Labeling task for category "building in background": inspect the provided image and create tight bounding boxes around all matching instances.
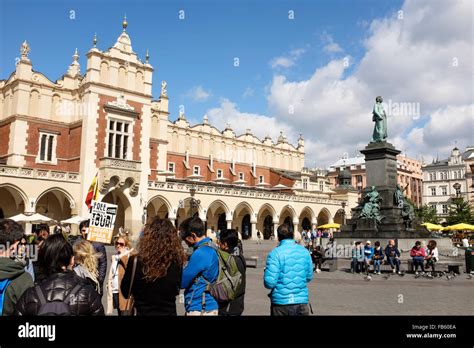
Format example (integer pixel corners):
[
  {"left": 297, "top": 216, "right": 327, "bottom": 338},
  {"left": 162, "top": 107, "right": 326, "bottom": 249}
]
[
  {"left": 463, "top": 146, "right": 474, "bottom": 213},
  {"left": 422, "top": 147, "right": 468, "bottom": 220},
  {"left": 327, "top": 153, "right": 423, "bottom": 206},
  {"left": 0, "top": 20, "right": 357, "bottom": 240}
]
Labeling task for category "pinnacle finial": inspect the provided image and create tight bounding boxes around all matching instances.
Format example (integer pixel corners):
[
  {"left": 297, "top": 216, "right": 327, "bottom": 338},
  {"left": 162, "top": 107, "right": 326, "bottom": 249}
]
[
  {"left": 93, "top": 33, "right": 97, "bottom": 47},
  {"left": 122, "top": 15, "right": 128, "bottom": 31},
  {"left": 73, "top": 48, "right": 79, "bottom": 62},
  {"left": 145, "top": 49, "right": 149, "bottom": 63}
]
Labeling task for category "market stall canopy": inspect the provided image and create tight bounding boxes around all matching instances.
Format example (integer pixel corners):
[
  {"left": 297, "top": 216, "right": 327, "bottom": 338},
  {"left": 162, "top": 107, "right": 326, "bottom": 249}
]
[
  {"left": 442, "top": 223, "right": 474, "bottom": 231},
  {"left": 420, "top": 222, "right": 444, "bottom": 230},
  {"left": 10, "top": 213, "right": 52, "bottom": 223},
  {"left": 317, "top": 223, "right": 341, "bottom": 229},
  {"left": 61, "top": 216, "right": 88, "bottom": 225}
]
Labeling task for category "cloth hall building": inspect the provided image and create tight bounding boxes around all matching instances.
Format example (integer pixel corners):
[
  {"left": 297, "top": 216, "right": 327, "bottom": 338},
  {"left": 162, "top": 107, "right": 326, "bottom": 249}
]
[{"left": 0, "top": 21, "right": 357, "bottom": 240}]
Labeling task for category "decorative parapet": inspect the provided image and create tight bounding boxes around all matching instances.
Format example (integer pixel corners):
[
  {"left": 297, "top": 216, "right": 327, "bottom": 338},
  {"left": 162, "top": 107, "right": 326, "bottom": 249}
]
[
  {"left": 0, "top": 165, "right": 79, "bottom": 182},
  {"left": 147, "top": 180, "right": 345, "bottom": 206}
]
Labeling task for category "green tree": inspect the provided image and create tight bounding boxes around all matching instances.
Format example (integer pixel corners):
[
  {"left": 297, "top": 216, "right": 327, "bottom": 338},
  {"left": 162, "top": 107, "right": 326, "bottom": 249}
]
[
  {"left": 446, "top": 198, "right": 474, "bottom": 225},
  {"left": 415, "top": 204, "right": 439, "bottom": 224}
]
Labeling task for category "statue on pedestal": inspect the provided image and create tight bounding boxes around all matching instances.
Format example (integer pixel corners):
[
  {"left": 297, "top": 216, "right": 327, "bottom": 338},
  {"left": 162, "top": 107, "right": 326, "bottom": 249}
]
[
  {"left": 20, "top": 40, "right": 30, "bottom": 60},
  {"left": 161, "top": 81, "right": 167, "bottom": 96},
  {"left": 371, "top": 96, "right": 387, "bottom": 143}
]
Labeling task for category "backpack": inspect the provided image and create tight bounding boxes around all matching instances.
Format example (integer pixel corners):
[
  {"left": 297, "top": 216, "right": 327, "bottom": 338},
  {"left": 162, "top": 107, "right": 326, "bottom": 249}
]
[
  {"left": 35, "top": 284, "right": 82, "bottom": 316},
  {"left": 0, "top": 279, "right": 11, "bottom": 316},
  {"left": 199, "top": 242, "right": 243, "bottom": 303}
]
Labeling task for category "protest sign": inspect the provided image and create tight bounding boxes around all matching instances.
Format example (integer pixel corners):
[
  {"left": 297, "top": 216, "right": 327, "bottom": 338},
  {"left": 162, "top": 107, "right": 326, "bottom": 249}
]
[{"left": 87, "top": 200, "right": 117, "bottom": 244}]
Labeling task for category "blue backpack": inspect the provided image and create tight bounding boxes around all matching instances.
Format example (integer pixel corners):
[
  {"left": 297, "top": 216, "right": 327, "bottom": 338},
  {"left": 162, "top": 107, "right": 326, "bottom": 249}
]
[{"left": 0, "top": 279, "right": 11, "bottom": 316}]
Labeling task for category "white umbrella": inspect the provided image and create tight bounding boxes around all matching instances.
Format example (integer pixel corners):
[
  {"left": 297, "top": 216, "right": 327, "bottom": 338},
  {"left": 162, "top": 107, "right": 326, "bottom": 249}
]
[
  {"left": 10, "top": 213, "right": 52, "bottom": 223},
  {"left": 61, "top": 216, "right": 88, "bottom": 225}
]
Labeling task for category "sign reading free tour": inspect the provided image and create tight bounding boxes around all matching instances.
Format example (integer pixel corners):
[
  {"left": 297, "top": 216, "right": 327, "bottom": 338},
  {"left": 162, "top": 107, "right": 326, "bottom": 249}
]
[{"left": 87, "top": 200, "right": 118, "bottom": 244}]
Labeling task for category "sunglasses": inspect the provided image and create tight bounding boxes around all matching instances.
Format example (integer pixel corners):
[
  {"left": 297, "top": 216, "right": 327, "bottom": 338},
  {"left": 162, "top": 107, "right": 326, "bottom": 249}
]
[
  {"left": 81, "top": 229, "right": 87, "bottom": 233},
  {"left": 115, "top": 242, "right": 125, "bottom": 247}
]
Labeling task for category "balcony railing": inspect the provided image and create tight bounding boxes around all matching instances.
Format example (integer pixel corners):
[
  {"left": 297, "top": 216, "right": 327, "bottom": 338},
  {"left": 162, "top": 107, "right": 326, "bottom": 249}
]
[
  {"left": 99, "top": 157, "right": 141, "bottom": 172},
  {"left": 0, "top": 165, "right": 79, "bottom": 182}
]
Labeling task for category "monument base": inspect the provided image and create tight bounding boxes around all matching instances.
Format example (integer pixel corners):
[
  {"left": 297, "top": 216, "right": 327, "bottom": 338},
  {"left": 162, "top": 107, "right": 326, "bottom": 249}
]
[{"left": 338, "top": 140, "right": 429, "bottom": 240}]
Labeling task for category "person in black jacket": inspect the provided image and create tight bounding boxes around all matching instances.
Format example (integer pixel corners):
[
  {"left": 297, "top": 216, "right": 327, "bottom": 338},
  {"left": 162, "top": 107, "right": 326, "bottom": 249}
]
[
  {"left": 217, "top": 229, "right": 246, "bottom": 316},
  {"left": 76, "top": 220, "right": 107, "bottom": 295},
  {"left": 16, "top": 234, "right": 104, "bottom": 316},
  {"left": 121, "top": 217, "right": 187, "bottom": 315}
]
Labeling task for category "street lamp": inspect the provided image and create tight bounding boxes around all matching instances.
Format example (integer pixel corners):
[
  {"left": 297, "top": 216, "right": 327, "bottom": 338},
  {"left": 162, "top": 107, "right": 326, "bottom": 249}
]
[
  {"left": 453, "top": 182, "right": 461, "bottom": 198},
  {"left": 341, "top": 201, "right": 347, "bottom": 225}
]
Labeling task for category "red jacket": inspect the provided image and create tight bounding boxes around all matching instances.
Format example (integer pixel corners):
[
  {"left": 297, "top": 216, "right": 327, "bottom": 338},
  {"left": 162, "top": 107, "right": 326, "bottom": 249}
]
[{"left": 410, "top": 246, "right": 425, "bottom": 257}]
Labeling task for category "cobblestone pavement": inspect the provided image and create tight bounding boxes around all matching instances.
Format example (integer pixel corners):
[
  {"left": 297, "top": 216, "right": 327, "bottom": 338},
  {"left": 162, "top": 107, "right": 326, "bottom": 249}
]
[{"left": 105, "top": 240, "right": 474, "bottom": 315}]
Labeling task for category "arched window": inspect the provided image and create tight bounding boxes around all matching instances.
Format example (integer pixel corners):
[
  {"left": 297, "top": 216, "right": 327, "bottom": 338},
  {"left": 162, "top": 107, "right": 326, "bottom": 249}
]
[
  {"left": 51, "top": 94, "right": 61, "bottom": 118},
  {"left": 118, "top": 66, "right": 127, "bottom": 88},
  {"left": 135, "top": 70, "right": 144, "bottom": 92},
  {"left": 100, "top": 61, "right": 109, "bottom": 83},
  {"left": 28, "top": 90, "right": 40, "bottom": 116}
]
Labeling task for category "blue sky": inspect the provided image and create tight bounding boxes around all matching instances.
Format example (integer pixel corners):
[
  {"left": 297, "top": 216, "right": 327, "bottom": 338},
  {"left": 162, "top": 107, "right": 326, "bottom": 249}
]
[
  {"left": 1, "top": 0, "right": 471, "bottom": 168},
  {"left": 1, "top": 0, "right": 401, "bottom": 122}
]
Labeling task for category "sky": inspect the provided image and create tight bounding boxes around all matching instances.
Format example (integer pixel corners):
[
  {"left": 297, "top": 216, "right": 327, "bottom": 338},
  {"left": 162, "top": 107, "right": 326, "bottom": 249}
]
[{"left": 1, "top": 0, "right": 472, "bottom": 168}]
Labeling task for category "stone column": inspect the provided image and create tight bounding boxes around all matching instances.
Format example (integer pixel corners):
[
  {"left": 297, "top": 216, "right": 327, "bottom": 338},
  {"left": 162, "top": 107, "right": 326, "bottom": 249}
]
[
  {"left": 251, "top": 222, "right": 257, "bottom": 240},
  {"left": 273, "top": 222, "right": 278, "bottom": 240},
  {"left": 226, "top": 220, "right": 232, "bottom": 230}
]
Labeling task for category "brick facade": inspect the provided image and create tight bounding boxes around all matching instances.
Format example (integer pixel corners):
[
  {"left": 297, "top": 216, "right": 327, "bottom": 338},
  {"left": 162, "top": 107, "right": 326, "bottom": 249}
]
[
  {"left": 127, "top": 100, "right": 143, "bottom": 162},
  {"left": 149, "top": 139, "right": 159, "bottom": 181},
  {"left": 0, "top": 122, "right": 10, "bottom": 161}
]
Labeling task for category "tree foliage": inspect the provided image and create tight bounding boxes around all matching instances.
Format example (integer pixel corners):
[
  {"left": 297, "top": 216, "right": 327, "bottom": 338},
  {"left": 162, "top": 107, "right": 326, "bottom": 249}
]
[
  {"left": 415, "top": 204, "right": 439, "bottom": 224},
  {"left": 446, "top": 198, "right": 474, "bottom": 225}
]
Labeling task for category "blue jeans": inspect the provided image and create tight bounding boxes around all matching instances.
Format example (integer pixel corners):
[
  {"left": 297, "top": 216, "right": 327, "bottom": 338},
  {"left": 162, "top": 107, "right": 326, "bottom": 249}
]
[
  {"left": 373, "top": 259, "right": 381, "bottom": 273},
  {"left": 387, "top": 257, "right": 400, "bottom": 272},
  {"left": 412, "top": 256, "right": 425, "bottom": 272}
]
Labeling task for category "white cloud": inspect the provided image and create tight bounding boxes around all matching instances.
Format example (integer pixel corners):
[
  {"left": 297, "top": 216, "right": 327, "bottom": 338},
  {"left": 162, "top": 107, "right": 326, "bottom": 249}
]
[
  {"left": 270, "top": 48, "right": 306, "bottom": 69},
  {"left": 321, "top": 33, "right": 343, "bottom": 53},
  {"left": 207, "top": 0, "right": 473, "bottom": 168},
  {"left": 206, "top": 99, "right": 295, "bottom": 140},
  {"left": 266, "top": 0, "right": 473, "bottom": 167},
  {"left": 186, "top": 85, "right": 212, "bottom": 102}
]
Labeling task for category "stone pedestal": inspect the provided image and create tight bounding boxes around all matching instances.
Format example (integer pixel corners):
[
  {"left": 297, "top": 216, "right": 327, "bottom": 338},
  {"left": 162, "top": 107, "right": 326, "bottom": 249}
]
[{"left": 339, "top": 141, "right": 428, "bottom": 239}]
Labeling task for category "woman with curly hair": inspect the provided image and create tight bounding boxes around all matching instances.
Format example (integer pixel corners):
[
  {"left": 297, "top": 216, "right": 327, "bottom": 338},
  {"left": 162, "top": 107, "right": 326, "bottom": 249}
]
[
  {"left": 121, "top": 217, "right": 187, "bottom": 315},
  {"left": 73, "top": 239, "right": 101, "bottom": 292}
]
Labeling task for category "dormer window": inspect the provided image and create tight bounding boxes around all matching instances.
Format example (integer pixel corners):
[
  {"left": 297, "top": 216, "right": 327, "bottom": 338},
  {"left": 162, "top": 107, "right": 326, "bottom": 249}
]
[
  {"left": 259, "top": 175, "right": 264, "bottom": 184},
  {"left": 217, "top": 169, "right": 223, "bottom": 178},
  {"left": 193, "top": 166, "right": 200, "bottom": 176}
]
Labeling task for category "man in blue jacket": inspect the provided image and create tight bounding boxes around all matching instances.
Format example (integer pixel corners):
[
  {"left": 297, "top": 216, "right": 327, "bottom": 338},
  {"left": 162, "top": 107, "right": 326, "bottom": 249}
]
[
  {"left": 180, "top": 216, "right": 219, "bottom": 315},
  {"left": 385, "top": 239, "right": 402, "bottom": 274},
  {"left": 264, "top": 223, "right": 313, "bottom": 316}
]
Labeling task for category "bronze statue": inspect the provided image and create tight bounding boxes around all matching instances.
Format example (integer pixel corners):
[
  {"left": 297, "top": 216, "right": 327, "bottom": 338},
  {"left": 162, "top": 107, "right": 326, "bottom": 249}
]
[{"left": 371, "top": 96, "right": 387, "bottom": 143}]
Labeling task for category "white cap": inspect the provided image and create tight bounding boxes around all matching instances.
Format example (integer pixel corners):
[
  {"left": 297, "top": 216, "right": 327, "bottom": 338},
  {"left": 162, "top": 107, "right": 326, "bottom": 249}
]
[{"left": 366, "top": 240, "right": 371, "bottom": 244}]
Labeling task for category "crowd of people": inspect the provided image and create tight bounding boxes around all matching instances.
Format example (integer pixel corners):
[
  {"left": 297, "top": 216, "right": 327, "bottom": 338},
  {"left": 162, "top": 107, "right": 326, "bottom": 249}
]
[
  {"left": 0, "top": 215, "right": 314, "bottom": 316},
  {"left": 350, "top": 239, "right": 439, "bottom": 277}
]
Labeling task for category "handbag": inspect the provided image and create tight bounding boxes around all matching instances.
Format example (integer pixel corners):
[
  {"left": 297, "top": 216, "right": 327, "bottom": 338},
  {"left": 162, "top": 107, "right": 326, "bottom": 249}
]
[{"left": 121, "top": 256, "right": 138, "bottom": 316}]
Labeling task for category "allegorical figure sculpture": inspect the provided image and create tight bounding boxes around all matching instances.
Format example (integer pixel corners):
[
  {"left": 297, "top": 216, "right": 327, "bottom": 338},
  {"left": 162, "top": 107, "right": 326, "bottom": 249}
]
[
  {"left": 20, "top": 40, "right": 30, "bottom": 59},
  {"left": 358, "top": 186, "right": 384, "bottom": 225},
  {"left": 371, "top": 96, "right": 387, "bottom": 143},
  {"left": 394, "top": 184, "right": 415, "bottom": 228}
]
